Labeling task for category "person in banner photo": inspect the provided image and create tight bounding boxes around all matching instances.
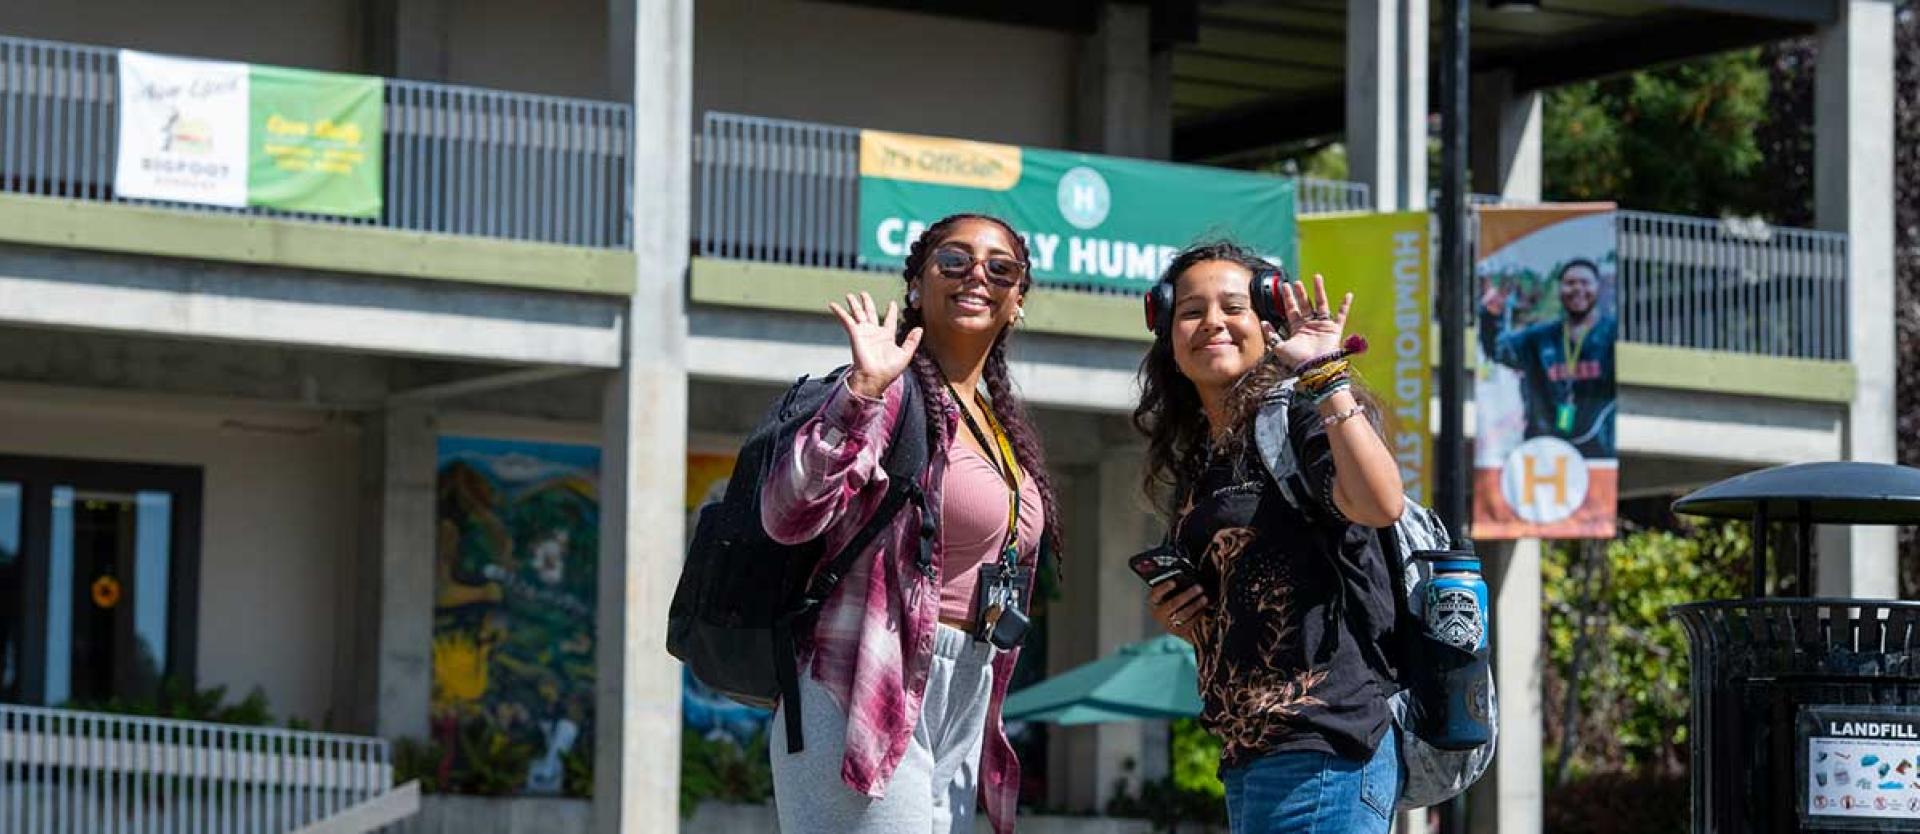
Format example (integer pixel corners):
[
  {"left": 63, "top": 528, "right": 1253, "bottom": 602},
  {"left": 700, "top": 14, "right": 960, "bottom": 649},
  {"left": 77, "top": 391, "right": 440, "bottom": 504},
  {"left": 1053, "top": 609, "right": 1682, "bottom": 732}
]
[
  {"left": 1136, "top": 242, "right": 1407, "bottom": 834},
  {"left": 1478, "top": 258, "right": 1618, "bottom": 458},
  {"left": 760, "top": 213, "right": 1061, "bottom": 834}
]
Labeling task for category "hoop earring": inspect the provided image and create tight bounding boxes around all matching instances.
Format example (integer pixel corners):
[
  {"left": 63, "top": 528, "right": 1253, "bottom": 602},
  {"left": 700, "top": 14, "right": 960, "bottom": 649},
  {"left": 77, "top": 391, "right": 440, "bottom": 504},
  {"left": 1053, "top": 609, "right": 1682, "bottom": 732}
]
[
  {"left": 907, "top": 287, "right": 920, "bottom": 307},
  {"left": 1015, "top": 306, "right": 1026, "bottom": 323}
]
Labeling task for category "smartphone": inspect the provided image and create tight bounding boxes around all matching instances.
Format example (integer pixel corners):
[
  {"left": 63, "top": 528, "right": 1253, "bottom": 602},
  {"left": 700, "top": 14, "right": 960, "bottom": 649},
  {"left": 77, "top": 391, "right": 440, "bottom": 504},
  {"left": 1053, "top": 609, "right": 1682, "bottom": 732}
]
[{"left": 1129, "top": 545, "right": 1198, "bottom": 595}]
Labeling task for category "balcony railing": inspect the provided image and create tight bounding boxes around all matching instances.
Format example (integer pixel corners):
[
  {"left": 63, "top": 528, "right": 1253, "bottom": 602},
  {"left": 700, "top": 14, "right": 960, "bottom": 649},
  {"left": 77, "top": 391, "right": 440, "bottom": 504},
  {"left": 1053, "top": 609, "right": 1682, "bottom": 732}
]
[
  {"left": 698, "top": 111, "right": 1851, "bottom": 362},
  {"left": 0, "top": 35, "right": 631, "bottom": 249},
  {"left": 694, "top": 111, "right": 1372, "bottom": 275},
  {"left": 0, "top": 703, "right": 416, "bottom": 834}
]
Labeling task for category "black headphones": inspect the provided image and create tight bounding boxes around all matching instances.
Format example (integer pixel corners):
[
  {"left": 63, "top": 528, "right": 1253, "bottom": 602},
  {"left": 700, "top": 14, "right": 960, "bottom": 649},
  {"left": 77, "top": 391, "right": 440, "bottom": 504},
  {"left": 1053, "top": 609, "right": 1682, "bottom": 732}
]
[{"left": 1143, "top": 266, "right": 1293, "bottom": 337}]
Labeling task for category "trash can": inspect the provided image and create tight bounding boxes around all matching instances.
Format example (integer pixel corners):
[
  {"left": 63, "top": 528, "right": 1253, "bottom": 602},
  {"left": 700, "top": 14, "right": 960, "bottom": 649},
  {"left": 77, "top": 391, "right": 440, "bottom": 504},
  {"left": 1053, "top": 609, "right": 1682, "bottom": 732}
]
[{"left": 1672, "top": 462, "right": 1920, "bottom": 833}]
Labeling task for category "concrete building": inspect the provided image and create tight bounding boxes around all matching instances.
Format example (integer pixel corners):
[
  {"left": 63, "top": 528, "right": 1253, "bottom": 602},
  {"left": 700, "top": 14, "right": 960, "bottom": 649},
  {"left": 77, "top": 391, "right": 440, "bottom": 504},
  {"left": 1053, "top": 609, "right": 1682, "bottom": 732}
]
[{"left": 0, "top": 1, "right": 1895, "bottom": 833}]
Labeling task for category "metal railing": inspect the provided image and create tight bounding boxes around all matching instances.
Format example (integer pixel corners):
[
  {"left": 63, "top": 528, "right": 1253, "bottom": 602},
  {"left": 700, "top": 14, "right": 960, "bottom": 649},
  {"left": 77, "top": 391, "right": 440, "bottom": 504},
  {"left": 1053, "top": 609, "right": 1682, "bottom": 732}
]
[
  {"left": 0, "top": 703, "right": 408, "bottom": 834},
  {"left": 0, "top": 34, "right": 632, "bottom": 249},
  {"left": 695, "top": 111, "right": 1369, "bottom": 279},
  {"left": 1617, "top": 211, "right": 1848, "bottom": 361}
]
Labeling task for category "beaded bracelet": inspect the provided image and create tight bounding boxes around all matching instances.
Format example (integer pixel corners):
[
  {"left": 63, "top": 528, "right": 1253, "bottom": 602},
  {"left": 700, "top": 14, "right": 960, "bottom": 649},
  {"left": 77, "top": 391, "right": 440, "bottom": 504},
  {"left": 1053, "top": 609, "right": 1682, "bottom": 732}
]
[
  {"left": 1307, "top": 376, "right": 1352, "bottom": 407},
  {"left": 1320, "top": 402, "right": 1368, "bottom": 429},
  {"left": 1297, "top": 359, "right": 1352, "bottom": 393}
]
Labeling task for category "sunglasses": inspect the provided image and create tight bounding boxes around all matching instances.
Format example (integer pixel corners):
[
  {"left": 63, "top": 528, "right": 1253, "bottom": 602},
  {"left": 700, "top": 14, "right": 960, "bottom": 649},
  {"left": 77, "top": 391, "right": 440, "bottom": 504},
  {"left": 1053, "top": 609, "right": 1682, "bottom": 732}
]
[{"left": 930, "top": 247, "right": 1028, "bottom": 288}]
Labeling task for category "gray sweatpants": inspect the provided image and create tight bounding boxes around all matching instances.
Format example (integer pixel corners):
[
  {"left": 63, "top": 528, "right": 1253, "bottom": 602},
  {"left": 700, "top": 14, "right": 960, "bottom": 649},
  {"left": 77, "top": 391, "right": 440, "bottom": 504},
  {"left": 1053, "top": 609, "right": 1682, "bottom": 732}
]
[{"left": 770, "top": 624, "right": 996, "bottom": 834}]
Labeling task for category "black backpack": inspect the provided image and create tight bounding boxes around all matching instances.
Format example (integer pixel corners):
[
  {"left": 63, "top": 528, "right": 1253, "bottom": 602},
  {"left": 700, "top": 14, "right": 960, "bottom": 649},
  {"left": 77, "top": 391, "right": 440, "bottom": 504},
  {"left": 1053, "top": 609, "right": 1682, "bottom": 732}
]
[{"left": 666, "top": 366, "right": 933, "bottom": 754}]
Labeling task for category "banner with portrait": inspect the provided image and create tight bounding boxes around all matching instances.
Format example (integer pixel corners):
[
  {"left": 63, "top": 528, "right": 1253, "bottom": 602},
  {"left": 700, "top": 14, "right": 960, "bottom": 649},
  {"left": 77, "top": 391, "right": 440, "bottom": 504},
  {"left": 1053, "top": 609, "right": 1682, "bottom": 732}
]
[{"left": 1472, "top": 204, "right": 1619, "bottom": 539}]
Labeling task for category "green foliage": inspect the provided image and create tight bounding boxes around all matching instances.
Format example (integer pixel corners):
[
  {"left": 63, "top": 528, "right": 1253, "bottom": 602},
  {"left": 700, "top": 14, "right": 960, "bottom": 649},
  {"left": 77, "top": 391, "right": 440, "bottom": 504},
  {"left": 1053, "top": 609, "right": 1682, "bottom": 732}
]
[
  {"left": 67, "top": 676, "right": 276, "bottom": 727},
  {"left": 1104, "top": 721, "right": 1227, "bottom": 832},
  {"left": 1168, "top": 718, "right": 1224, "bottom": 800},
  {"left": 1542, "top": 522, "right": 1749, "bottom": 779},
  {"left": 453, "top": 716, "right": 538, "bottom": 796},
  {"left": 1544, "top": 50, "right": 1771, "bottom": 217},
  {"left": 679, "top": 730, "right": 773, "bottom": 818},
  {"left": 393, "top": 735, "right": 447, "bottom": 794}
]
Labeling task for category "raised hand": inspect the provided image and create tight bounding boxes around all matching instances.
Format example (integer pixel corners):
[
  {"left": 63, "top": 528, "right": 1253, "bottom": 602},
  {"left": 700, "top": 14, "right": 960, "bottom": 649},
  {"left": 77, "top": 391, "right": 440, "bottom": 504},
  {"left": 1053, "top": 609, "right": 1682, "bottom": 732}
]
[
  {"left": 828, "top": 291, "right": 922, "bottom": 399},
  {"left": 1271, "top": 273, "right": 1352, "bottom": 370}
]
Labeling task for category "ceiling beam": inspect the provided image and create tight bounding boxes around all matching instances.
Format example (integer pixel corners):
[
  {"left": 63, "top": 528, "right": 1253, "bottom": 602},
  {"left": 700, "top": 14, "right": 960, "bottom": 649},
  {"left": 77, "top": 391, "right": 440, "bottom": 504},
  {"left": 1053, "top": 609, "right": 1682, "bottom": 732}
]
[{"left": 1657, "top": 0, "right": 1839, "bottom": 25}]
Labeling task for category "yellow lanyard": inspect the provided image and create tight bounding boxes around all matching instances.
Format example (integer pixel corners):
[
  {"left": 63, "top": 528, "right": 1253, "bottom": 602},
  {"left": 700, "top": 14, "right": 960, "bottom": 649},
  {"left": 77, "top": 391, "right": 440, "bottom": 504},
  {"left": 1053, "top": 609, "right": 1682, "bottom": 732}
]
[
  {"left": 949, "top": 385, "right": 1022, "bottom": 557},
  {"left": 1563, "top": 321, "right": 1587, "bottom": 378}
]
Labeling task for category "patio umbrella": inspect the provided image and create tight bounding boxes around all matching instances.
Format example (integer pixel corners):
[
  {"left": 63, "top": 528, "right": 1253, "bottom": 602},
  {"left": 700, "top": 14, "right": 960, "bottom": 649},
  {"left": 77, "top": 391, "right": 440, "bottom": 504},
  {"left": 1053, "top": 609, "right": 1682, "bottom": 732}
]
[{"left": 1002, "top": 634, "right": 1201, "bottom": 726}]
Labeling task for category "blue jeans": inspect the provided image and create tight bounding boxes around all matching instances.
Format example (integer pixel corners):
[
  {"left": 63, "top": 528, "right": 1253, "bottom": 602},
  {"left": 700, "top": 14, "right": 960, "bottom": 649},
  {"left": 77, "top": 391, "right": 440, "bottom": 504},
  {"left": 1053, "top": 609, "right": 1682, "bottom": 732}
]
[{"left": 1220, "top": 724, "right": 1400, "bottom": 834}]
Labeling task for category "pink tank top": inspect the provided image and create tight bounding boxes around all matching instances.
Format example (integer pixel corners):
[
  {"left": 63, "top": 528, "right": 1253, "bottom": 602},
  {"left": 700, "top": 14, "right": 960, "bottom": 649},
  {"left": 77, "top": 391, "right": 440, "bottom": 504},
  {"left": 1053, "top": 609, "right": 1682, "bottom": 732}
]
[{"left": 939, "top": 438, "right": 1045, "bottom": 622}]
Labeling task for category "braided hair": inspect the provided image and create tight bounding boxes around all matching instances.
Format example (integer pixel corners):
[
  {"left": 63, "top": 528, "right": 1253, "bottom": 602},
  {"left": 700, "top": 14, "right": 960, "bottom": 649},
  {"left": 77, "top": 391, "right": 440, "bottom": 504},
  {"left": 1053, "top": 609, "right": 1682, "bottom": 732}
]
[{"left": 894, "top": 213, "right": 1065, "bottom": 560}]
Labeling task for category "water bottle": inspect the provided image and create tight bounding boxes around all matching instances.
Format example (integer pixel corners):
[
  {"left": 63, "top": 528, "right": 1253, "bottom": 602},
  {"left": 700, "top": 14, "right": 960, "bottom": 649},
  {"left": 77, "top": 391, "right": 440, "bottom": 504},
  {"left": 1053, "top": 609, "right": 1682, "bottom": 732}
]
[{"left": 1413, "top": 549, "right": 1494, "bottom": 749}]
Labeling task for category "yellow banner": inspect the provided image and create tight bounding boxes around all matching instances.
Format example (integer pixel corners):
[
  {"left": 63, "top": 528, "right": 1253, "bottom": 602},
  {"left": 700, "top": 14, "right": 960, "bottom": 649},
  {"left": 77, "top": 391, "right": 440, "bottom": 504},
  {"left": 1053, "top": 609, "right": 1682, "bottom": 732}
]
[
  {"left": 1299, "top": 211, "right": 1432, "bottom": 504},
  {"left": 858, "top": 129, "right": 1021, "bottom": 190}
]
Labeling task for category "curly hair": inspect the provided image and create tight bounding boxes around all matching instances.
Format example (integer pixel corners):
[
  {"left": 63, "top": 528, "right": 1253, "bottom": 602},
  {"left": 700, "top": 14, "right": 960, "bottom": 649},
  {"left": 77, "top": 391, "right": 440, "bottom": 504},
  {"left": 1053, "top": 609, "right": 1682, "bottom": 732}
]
[
  {"left": 893, "top": 213, "right": 1064, "bottom": 559},
  {"left": 1132, "top": 240, "right": 1388, "bottom": 515}
]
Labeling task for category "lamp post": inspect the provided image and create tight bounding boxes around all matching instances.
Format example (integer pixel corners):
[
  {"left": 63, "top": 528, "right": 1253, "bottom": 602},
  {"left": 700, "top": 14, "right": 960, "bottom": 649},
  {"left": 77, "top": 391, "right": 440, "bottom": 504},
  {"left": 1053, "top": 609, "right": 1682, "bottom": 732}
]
[{"left": 1435, "top": 0, "right": 1474, "bottom": 831}]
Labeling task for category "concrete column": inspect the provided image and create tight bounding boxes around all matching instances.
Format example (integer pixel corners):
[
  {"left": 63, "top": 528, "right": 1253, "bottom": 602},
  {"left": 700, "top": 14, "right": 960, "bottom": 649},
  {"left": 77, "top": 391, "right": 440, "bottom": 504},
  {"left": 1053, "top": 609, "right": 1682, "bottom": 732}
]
[
  {"left": 361, "top": 0, "right": 451, "bottom": 80},
  {"left": 1813, "top": 0, "right": 1899, "bottom": 598},
  {"left": 337, "top": 405, "right": 436, "bottom": 740},
  {"left": 1048, "top": 443, "right": 1160, "bottom": 811},
  {"left": 1468, "top": 538, "right": 1543, "bottom": 834},
  {"left": 1075, "top": 2, "right": 1156, "bottom": 158},
  {"left": 593, "top": 0, "right": 691, "bottom": 833},
  {"left": 1346, "top": 0, "right": 1429, "bottom": 211},
  {"left": 1470, "top": 70, "right": 1543, "bottom": 203}
]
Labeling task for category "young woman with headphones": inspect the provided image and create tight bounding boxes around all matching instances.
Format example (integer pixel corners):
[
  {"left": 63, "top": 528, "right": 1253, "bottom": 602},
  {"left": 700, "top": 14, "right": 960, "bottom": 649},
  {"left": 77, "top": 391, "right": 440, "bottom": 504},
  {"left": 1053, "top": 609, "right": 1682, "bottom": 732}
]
[
  {"left": 758, "top": 213, "right": 1060, "bottom": 834},
  {"left": 1134, "top": 241, "right": 1407, "bottom": 833}
]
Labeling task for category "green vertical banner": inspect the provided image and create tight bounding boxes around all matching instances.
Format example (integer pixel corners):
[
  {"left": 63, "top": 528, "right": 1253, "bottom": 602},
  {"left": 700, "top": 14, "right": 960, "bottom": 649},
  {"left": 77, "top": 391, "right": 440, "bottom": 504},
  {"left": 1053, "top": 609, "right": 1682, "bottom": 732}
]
[
  {"left": 247, "top": 65, "right": 382, "bottom": 218},
  {"left": 858, "top": 130, "right": 1296, "bottom": 290}
]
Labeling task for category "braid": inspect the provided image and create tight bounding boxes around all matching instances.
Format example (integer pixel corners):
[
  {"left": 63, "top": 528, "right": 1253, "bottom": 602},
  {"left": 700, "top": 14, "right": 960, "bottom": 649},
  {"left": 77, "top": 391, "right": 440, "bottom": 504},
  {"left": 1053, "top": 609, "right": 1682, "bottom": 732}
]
[
  {"left": 895, "top": 212, "right": 1062, "bottom": 562},
  {"left": 982, "top": 332, "right": 1065, "bottom": 560}
]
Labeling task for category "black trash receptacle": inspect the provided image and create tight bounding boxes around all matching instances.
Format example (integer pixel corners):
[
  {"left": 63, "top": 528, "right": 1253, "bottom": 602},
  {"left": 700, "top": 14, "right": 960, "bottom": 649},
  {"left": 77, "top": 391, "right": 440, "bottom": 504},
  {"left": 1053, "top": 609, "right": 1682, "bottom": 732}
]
[
  {"left": 1673, "top": 463, "right": 1920, "bottom": 833},
  {"left": 1674, "top": 599, "right": 1920, "bottom": 833}
]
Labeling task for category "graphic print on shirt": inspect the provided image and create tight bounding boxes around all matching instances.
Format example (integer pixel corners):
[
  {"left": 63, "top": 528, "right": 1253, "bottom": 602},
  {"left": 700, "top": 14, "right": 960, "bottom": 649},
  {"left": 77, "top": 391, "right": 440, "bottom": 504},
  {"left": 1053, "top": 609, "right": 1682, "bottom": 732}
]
[{"left": 1193, "top": 524, "right": 1329, "bottom": 760}]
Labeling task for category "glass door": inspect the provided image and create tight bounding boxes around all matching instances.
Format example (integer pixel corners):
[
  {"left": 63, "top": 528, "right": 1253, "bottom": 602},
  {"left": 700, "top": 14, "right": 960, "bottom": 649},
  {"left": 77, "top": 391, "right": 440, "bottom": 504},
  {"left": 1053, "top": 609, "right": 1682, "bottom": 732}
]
[{"left": 0, "top": 456, "right": 200, "bottom": 707}]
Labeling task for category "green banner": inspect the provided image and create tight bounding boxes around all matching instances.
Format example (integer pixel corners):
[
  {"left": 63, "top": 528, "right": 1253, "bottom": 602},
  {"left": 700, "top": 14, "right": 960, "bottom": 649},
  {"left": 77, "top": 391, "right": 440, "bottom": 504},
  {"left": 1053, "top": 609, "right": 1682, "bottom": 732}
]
[
  {"left": 858, "top": 130, "right": 1296, "bottom": 290},
  {"left": 248, "top": 65, "right": 382, "bottom": 218}
]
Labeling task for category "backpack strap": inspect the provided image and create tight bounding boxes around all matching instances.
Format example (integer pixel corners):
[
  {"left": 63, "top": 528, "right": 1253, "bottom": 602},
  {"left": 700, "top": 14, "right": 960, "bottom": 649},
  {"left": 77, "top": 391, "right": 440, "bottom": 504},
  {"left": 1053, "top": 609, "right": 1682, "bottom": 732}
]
[{"left": 775, "top": 377, "right": 932, "bottom": 753}]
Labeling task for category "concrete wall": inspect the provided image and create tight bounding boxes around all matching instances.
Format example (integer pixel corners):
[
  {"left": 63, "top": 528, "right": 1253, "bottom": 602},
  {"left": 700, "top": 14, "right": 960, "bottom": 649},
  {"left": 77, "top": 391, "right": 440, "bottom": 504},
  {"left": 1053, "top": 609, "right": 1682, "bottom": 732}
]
[
  {"left": 1, "top": 0, "right": 360, "bottom": 71},
  {"left": 442, "top": 0, "right": 609, "bottom": 98},
  {"left": 694, "top": 0, "right": 1079, "bottom": 148},
  {"left": 0, "top": 392, "right": 358, "bottom": 724}
]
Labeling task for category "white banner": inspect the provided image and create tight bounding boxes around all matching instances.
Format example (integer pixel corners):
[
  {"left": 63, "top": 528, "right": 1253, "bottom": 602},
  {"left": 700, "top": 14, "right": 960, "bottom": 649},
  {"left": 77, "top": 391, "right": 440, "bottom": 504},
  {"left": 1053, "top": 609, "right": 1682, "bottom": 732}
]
[{"left": 115, "top": 50, "right": 249, "bottom": 207}]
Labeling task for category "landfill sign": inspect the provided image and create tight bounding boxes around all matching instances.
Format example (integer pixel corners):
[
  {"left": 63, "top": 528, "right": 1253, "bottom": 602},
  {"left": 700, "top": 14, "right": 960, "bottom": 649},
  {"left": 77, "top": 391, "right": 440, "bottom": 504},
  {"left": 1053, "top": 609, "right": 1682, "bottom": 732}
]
[{"left": 1800, "top": 705, "right": 1920, "bottom": 829}]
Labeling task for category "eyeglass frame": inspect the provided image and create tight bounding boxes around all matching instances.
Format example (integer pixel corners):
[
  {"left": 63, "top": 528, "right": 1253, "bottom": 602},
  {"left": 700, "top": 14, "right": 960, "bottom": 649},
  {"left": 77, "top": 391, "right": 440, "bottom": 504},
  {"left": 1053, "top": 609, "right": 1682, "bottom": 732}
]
[{"left": 927, "top": 246, "right": 1030, "bottom": 288}]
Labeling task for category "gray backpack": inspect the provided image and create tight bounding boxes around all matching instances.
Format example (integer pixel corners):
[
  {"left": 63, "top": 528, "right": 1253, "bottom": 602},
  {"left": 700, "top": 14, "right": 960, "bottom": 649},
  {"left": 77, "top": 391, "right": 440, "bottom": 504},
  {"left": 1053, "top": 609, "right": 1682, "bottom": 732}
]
[{"left": 1252, "top": 395, "right": 1497, "bottom": 810}]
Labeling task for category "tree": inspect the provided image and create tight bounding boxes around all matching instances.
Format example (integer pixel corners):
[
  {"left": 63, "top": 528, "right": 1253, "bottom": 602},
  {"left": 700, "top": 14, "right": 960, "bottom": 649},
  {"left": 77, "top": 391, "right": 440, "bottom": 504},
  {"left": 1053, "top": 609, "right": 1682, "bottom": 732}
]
[{"left": 1543, "top": 50, "right": 1771, "bottom": 217}]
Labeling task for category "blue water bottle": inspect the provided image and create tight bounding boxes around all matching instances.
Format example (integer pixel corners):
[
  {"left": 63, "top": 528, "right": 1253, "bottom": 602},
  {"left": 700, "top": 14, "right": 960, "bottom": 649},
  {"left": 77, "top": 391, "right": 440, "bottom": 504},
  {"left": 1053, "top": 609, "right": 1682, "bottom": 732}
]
[{"left": 1414, "top": 549, "right": 1493, "bottom": 749}]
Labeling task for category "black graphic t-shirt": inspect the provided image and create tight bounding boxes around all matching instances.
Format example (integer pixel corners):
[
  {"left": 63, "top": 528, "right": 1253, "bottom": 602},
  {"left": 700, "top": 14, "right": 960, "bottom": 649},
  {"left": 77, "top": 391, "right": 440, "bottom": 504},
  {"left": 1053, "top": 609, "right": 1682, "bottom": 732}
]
[{"left": 1175, "top": 402, "right": 1399, "bottom": 768}]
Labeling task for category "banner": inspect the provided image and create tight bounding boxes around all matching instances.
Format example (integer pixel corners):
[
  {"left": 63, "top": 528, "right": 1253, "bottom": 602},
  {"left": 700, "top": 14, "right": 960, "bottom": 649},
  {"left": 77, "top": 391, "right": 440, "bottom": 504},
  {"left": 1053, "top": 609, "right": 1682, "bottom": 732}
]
[
  {"left": 1299, "top": 211, "right": 1431, "bottom": 504},
  {"left": 433, "top": 437, "right": 599, "bottom": 796},
  {"left": 248, "top": 65, "right": 382, "bottom": 217},
  {"left": 116, "top": 51, "right": 251, "bottom": 207},
  {"left": 858, "top": 130, "right": 1296, "bottom": 290},
  {"left": 1472, "top": 205, "right": 1619, "bottom": 539},
  {"left": 116, "top": 50, "right": 383, "bottom": 218}
]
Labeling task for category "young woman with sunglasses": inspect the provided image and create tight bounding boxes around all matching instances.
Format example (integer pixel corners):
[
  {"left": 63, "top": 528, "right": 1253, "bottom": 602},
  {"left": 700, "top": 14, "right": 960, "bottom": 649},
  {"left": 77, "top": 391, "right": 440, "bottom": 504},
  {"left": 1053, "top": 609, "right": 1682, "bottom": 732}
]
[
  {"left": 759, "top": 213, "right": 1061, "bottom": 834},
  {"left": 1135, "top": 242, "right": 1406, "bottom": 834}
]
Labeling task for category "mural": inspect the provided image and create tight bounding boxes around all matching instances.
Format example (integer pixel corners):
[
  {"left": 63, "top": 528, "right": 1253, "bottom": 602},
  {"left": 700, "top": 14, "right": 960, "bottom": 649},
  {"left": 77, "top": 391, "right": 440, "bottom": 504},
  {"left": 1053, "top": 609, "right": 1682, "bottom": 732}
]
[{"left": 433, "top": 436, "right": 599, "bottom": 795}]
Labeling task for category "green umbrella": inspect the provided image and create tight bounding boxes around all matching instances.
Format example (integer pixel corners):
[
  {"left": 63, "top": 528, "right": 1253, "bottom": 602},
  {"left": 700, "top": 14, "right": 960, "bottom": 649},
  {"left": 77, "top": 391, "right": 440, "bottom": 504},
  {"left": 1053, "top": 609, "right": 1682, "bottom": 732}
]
[{"left": 1002, "top": 634, "right": 1201, "bottom": 725}]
